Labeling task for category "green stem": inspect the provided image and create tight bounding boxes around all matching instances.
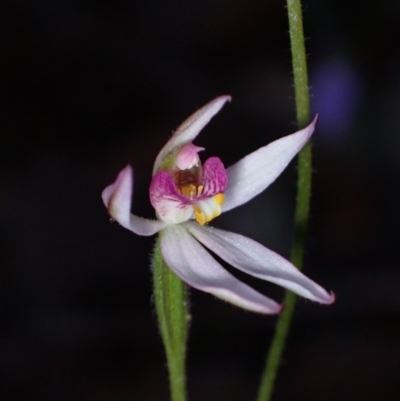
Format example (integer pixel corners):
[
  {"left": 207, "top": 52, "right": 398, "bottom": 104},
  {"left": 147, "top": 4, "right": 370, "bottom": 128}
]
[
  {"left": 255, "top": 1, "right": 312, "bottom": 401},
  {"left": 152, "top": 235, "right": 190, "bottom": 401}
]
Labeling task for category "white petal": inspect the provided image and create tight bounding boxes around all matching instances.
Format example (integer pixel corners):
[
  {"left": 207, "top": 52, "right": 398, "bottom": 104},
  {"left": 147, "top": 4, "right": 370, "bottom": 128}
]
[
  {"left": 153, "top": 95, "right": 231, "bottom": 174},
  {"left": 102, "top": 165, "right": 166, "bottom": 236},
  {"left": 222, "top": 117, "right": 317, "bottom": 212},
  {"left": 160, "top": 225, "right": 283, "bottom": 314},
  {"left": 187, "top": 223, "right": 334, "bottom": 304}
]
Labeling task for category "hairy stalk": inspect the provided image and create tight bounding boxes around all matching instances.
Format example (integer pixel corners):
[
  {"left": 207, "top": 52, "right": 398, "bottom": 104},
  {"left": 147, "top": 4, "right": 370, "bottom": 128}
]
[
  {"left": 256, "top": 1, "right": 312, "bottom": 400},
  {"left": 153, "top": 236, "right": 190, "bottom": 401}
]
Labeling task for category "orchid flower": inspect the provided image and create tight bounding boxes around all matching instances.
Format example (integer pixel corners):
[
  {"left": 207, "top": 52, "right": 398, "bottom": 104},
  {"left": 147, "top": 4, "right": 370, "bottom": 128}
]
[{"left": 102, "top": 96, "right": 334, "bottom": 314}]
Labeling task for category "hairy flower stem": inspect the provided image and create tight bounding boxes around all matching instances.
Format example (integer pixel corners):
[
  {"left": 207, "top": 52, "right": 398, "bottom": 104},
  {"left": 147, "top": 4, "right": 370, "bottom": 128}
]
[
  {"left": 153, "top": 236, "right": 190, "bottom": 401},
  {"left": 256, "top": 1, "right": 312, "bottom": 401}
]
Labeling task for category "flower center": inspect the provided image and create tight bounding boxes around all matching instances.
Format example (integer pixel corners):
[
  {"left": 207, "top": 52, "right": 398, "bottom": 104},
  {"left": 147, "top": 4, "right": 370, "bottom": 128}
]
[
  {"left": 179, "top": 184, "right": 204, "bottom": 200},
  {"left": 174, "top": 168, "right": 202, "bottom": 198},
  {"left": 174, "top": 168, "right": 225, "bottom": 226}
]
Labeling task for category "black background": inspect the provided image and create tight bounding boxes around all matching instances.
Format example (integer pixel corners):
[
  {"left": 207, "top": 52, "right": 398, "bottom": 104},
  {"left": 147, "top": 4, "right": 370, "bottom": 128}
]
[{"left": 2, "top": 0, "right": 400, "bottom": 400}]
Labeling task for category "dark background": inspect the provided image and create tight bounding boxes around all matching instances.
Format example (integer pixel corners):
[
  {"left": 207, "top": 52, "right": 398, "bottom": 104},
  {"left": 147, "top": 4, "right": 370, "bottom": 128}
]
[{"left": 2, "top": 0, "right": 400, "bottom": 400}]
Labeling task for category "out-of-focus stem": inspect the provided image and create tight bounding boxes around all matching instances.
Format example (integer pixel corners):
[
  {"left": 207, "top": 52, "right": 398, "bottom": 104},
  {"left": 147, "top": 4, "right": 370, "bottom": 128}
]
[{"left": 255, "top": 1, "right": 312, "bottom": 400}]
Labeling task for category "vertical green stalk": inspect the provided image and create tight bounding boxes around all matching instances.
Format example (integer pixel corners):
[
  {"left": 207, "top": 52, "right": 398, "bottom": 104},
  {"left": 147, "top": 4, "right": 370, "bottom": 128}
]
[
  {"left": 152, "top": 235, "right": 189, "bottom": 401},
  {"left": 255, "top": 1, "right": 312, "bottom": 401}
]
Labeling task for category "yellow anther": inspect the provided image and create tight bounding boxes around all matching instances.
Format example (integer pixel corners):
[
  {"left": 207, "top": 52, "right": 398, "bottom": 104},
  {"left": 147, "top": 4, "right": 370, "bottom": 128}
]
[
  {"left": 197, "top": 185, "right": 204, "bottom": 196},
  {"left": 180, "top": 184, "right": 197, "bottom": 199},
  {"left": 214, "top": 193, "right": 225, "bottom": 204},
  {"left": 192, "top": 193, "right": 225, "bottom": 225},
  {"left": 193, "top": 205, "right": 206, "bottom": 225}
]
